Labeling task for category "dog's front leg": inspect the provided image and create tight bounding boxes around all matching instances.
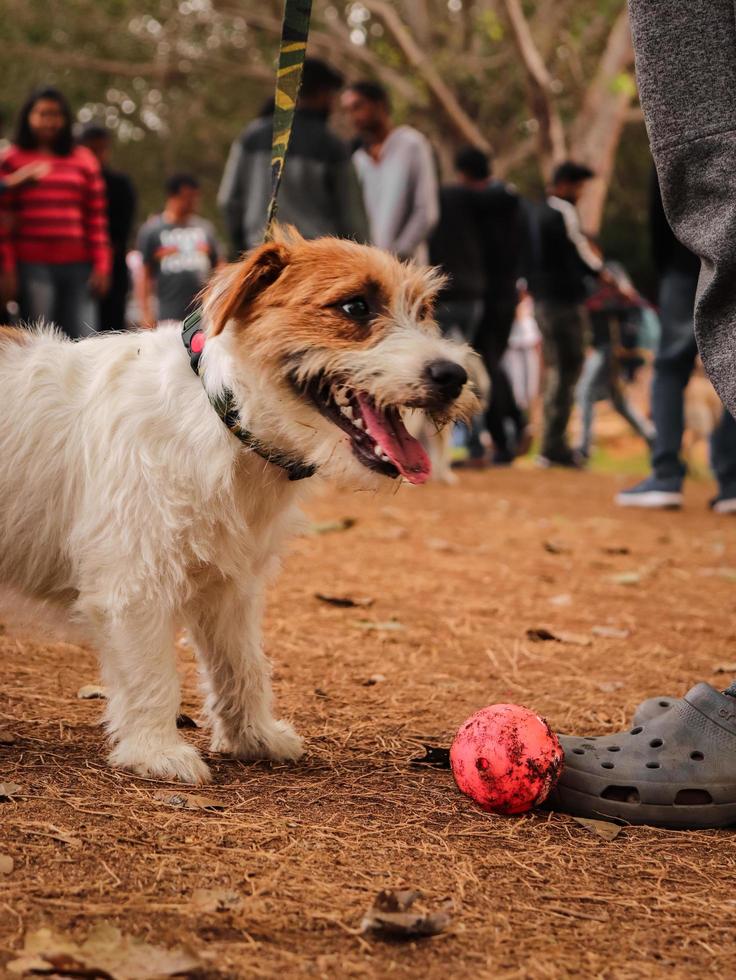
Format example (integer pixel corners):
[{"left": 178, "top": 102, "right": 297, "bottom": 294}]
[
  {"left": 186, "top": 583, "right": 303, "bottom": 763},
  {"left": 98, "top": 604, "right": 211, "bottom": 784}
]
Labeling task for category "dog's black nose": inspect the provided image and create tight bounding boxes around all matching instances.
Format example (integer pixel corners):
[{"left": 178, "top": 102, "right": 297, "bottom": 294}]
[{"left": 425, "top": 360, "right": 468, "bottom": 400}]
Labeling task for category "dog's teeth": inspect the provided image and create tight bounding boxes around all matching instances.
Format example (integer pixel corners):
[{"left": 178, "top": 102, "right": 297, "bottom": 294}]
[
  {"left": 340, "top": 405, "right": 354, "bottom": 420},
  {"left": 354, "top": 419, "right": 365, "bottom": 430},
  {"left": 374, "top": 445, "right": 383, "bottom": 457},
  {"left": 334, "top": 390, "right": 348, "bottom": 406}
]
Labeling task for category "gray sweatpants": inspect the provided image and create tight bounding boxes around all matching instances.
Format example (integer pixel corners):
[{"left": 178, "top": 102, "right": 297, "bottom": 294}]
[{"left": 629, "top": 0, "right": 736, "bottom": 419}]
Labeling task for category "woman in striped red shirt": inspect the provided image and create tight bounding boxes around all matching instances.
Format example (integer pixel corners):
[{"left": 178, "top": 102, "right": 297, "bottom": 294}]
[{"left": 0, "top": 87, "right": 111, "bottom": 338}]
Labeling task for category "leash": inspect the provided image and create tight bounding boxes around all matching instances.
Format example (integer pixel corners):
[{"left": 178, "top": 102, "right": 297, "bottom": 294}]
[
  {"left": 266, "top": 0, "right": 313, "bottom": 237},
  {"left": 180, "top": 0, "right": 315, "bottom": 481}
]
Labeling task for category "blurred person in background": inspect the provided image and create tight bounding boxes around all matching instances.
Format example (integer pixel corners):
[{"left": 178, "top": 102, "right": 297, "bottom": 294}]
[
  {"left": 137, "top": 173, "right": 221, "bottom": 327},
  {"left": 218, "top": 59, "right": 367, "bottom": 254},
  {"left": 527, "top": 161, "right": 604, "bottom": 468},
  {"left": 342, "top": 81, "right": 438, "bottom": 262},
  {"left": 616, "top": 169, "right": 736, "bottom": 512},
  {"left": 0, "top": 86, "right": 110, "bottom": 339},
  {"left": 80, "top": 125, "right": 136, "bottom": 332},
  {"left": 455, "top": 147, "right": 527, "bottom": 465},
  {"left": 576, "top": 260, "right": 656, "bottom": 461}
]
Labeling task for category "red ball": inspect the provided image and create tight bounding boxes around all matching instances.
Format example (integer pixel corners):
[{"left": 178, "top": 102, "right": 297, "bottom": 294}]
[{"left": 450, "top": 704, "right": 563, "bottom": 815}]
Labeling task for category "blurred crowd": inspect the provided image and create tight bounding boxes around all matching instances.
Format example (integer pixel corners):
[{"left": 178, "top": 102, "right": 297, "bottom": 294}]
[{"left": 0, "top": 61, "right": 733, "bottom": 510}]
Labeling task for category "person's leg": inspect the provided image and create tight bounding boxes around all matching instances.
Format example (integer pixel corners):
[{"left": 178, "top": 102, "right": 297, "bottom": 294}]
[
  {"left": 710, "top": 408, "right": 736, "bottom": 507},
  {"left": 17, "top": 263, "right": 55, "bottom": 326},
  {"left": 482, "top": 299, "right": 525, "bottom": 462},
  {"left": 576, "top": 346, "right": 606, "bottom": 457},
  {"left": 650, "top": 270, "right": 698, "bottom": 480},
  {"left": 610, "top": 383, "right": 656, "bottom": 448},
  {"left": 616, "top": 270, "right": 697, "bottom": 507},
  {"left": 53, "top": 263, "right": 97, "bottom": 340},
  {"left": 555, "top": 1, "right": 736, "bottom": 826},
  {"left": 538, "top": 302, "right": 585, "bottom": 462}
]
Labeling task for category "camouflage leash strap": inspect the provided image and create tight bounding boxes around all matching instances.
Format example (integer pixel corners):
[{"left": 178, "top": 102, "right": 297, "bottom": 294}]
[{"left": 264, "top": 0, "right": 313, "bottom": 237}]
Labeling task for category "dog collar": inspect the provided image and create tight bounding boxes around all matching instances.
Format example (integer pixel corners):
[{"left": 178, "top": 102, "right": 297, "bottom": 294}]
[{"left": 181, "top": 310, "right": 317, "bottom": 482}]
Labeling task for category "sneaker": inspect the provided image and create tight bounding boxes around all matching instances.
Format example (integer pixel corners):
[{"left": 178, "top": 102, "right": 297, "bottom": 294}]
[
  {"left": 710, "top": 494, "right": 736, "bottom": 515},
  {"left": 536, "top": 449, "right": 585, "bottom": 470},
  {"left": 615, "top": 474, "right": 683, "bottom": 509}
]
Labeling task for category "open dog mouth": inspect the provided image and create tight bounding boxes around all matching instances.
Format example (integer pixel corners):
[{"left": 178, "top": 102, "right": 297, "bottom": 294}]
[{"left": 299, "top": 376, "right": 431, "bottom": 484}]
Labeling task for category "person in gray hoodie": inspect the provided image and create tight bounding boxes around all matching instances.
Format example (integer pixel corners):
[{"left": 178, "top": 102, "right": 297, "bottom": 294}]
[
  {"left": 548, "top": 0, "right": 736, "bottom": 830},
  {"left": 217, "top": 59, "right": 368, "bottom": 255}
]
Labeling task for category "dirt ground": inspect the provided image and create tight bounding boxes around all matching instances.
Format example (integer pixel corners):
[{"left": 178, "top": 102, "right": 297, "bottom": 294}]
[{"left": 3, "top": 456, "right": 736, "bottom": 978}]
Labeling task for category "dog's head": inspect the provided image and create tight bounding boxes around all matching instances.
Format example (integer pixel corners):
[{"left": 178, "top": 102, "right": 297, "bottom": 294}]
[{"left": 200, "top": 227, "right": 478, "bottom": 487}]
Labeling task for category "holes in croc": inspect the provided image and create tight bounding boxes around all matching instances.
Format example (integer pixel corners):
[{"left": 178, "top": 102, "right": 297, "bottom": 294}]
[
  {"left": 646, "top": 762, "right": 660, "bottom": 769},
  {"left": 607, "top": 746, "right": 621, "bottom": 752},
  {"left": 690, "top": 751, "right": 705, "bottom": 761},
  {"left": 601, "top": 786, "right": 640, "bottom": 803},
  {"left": 630, "top": 726, "right": 643, "bottom": 735},
  {"left": 601, "top": 762, "right": 614, "bottom": 770},
  {"left": 649, "top": 738, "right": 664, "bottom": 748},
  {"left": 658, "top": 701, "right": 671, "bottom": 708},
  {"left": 674, "top": 789, "right": 712, "bottom": 806},
  {"left": 572, "top": 748, "right": 585, "bottom": 755}
]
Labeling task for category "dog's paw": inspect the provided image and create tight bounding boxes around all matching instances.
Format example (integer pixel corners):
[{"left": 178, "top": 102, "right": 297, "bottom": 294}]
[
  {"left": 109, "top": 738, "right": 212, "bottom": 784},
  {"left": 212, "top": 718, "right": 304, "bottom": 763}
]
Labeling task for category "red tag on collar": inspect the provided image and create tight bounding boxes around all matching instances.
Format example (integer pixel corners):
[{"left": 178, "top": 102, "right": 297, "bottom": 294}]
[{"left": 190, "top": 330, "right": 205, "bottom": 354}]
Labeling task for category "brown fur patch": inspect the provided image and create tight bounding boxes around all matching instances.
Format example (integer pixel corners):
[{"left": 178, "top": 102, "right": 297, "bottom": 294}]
[
  {"left": 203, "top": 227, "right": 444, "bottom": 364},
  {"left": 0, "top": 326, "right": 30, "bottom": 345}
]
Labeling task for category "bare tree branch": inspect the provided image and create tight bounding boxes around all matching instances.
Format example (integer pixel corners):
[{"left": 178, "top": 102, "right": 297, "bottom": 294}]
[
  {"left": 362, "top": 0, "right": 492, "bottom": 152},
  {"left": 499, "top": 0, "right": 566, "bottom": 175}
]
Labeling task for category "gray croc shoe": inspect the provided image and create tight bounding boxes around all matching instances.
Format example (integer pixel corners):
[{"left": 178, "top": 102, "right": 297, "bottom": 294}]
[
  {"left": 632, "top": 695, "right": 677, "bottom": 726},
  {"left": 546, "top": 683, "right": 736, "bottom": 828}
]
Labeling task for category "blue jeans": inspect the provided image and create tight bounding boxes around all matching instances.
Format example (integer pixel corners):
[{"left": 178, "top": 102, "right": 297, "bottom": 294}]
[
  {"left": 18, "top": 262, "right": 97, "bottom": 340},
  {"left": 652, "top": 269, "right": 736, "bottom": 494},
  {"left": 577, "top": 344, "right": 654, "bottom": 456}
]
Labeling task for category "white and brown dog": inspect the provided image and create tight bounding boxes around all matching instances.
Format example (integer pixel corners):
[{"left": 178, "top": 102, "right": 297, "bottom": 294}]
[{"left": 0, "top": 228, "right": 475, "bottom": 783}]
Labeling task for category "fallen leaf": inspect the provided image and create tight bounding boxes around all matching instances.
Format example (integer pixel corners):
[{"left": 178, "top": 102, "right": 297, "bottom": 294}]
[
  {"left": 77, "top": 684, "right": 107, "bottom": 700},
  {"left": 592, "top": 626, "right": 630, "bottom": 639},
  {"left": 315, "top": 593, "right": 375, "bottom": 608},
  {"left": 373, "top": 525, "right": 408, "bottom": 541},
  {"left": 410, "top": 744, "right": 451, "bottom": 769},
  {"left": 176, "top": 713, "right": 199, "bottom": 729},
  {"left": 7, "top": 923, "right": 202, "bottom": 979},
  {"left": 0, "top": 854, "right": 14, "bottom": 874},
  {"left": 573, "top": 816, "right": 623, "bottom": 841},
  {"left": 425, "top": 537, "right": 455, "bottom": 552},
  {"left": 712, "top": 663, "right": 736, "bottom": 674},
  {"left": 597, "top": 680, "right": 625, "bottom": 693},
  {"left": 548, "top": 594, "right": 572, "bottom": 607},
  {"left": 610, "top": 571, "right": 642, "bottom": 586},
  {"left": 361, "top": 889, "right": 453, "bottom": 940},
  {"left": 0, "top": 782, "right": 22, "bottom": 801},
  {"left": 526, "top": 628, "right": 591, "bottom": 646},
  {"left": 153, "top": 791, "right": 225, "bottom": 812},
  {"left": 355, "top": 619, "right": 404, "bottom": 632},
  {"left": 0, "top": 731, "right": 16, "bottom": 746},
  {"left": 308, "top": 517, "right": 356, "bottom": 535},
  {"left": 544, "top": 540, "right": 571, "bottom": 554},
  {"left": 362, "top": 674, "right": 387, "bottom": 686},
  {"left": 191, "top": 888, "right": 242, "bottom": 913}
]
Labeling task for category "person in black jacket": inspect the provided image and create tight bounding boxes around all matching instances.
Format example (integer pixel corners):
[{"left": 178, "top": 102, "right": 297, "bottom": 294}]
[
  {"left": 528, "top": 161, "right": 603, "bottom": 467},
  {"left": 80, "top": 125, "right": 136, "bottom": 332},
  {"left": 462, "top": 149, "right": 527, "bottom": 464},
  {"left": 217, "top": 59, "right": 367, "bottom": 255}
]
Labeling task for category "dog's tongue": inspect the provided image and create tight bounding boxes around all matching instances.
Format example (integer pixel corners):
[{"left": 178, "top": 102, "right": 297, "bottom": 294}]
[{"left": 356, "top": 394, "right": 430, "bottom": 484}]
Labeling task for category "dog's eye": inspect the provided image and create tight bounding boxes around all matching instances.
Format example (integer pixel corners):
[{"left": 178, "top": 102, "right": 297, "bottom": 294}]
[{"left": 339, "top": 297, "right": 371, "bottom": 320}]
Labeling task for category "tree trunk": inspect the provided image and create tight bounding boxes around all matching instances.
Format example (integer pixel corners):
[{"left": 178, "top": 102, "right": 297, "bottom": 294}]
[{"left": 569, "top": 8, "right": 635, "bottom": 233}]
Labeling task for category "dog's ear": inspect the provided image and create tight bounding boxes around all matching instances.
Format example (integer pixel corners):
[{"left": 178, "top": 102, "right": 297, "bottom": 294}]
[{"left": 208, "top": 241, "right": 290, "bottom": 337}]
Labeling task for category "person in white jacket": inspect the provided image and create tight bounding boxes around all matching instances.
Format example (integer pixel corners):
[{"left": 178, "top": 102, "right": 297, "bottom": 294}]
[{"left": 341, "top": 81, "right": 439, "bottom": 263}]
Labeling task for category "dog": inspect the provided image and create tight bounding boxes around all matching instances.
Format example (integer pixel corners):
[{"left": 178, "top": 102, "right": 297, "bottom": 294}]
[{"left": 0, "top": 228, "right": 476, "bottom": 783}]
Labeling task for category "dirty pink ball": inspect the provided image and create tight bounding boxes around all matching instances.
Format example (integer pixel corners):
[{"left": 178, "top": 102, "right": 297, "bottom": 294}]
[{"left": 450, "top": 704, "right": 563, "bottom": 815}]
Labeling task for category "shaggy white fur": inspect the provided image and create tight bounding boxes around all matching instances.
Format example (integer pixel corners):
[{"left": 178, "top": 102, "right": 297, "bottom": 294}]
[{"left": 0, "top": 233, "right": 475, "bottom": 783}]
